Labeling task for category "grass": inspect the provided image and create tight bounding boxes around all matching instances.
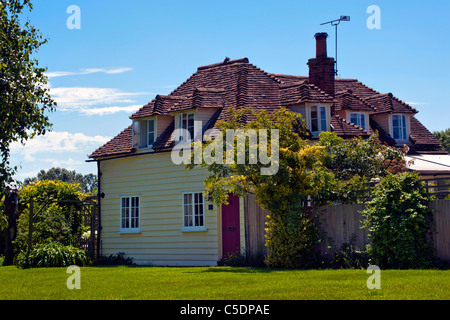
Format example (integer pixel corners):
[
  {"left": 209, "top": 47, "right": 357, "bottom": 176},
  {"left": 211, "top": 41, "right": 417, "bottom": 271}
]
[{"left": 0, "top": 265, "right": 449, "bottom": 300}]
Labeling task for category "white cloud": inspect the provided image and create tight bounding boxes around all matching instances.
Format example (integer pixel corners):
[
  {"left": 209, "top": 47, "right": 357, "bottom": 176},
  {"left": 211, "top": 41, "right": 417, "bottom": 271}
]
[
  {"left": 49, "top": 87, "right": 151, "bottom": 115},
  {"left": 46, "top": 67, "right": 133, "bottom": 79},
  {"left": 10, "top": 131, "right": 111, "bottom": 155},
  {"left": 50, "top": 87, "right": 144, "bottom": 108},
  {"left": 79, "top": 105, "right": 142, "bottom": 116}
]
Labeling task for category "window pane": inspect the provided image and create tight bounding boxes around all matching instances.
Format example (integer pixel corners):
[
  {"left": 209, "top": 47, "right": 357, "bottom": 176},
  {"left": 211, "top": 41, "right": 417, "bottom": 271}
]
[
  {"left": 184, "top": 215, "right": 193, "bottom": 227},
  {"left": 310, "top": 107, "right": 318, "bottom": 132},
  {"left": 360, "top": 114, "right": 366, "bottom": 130},
  {"left": 188, "top": 114, "right": 195, "bottom": 140},
  {"left": 148, "top": 120, "right": 154, "bottom": 132},
  {"left": 184, "top": 193, "right": 192, "bottom": 205},
  {"left": 392, "top": 115, "right": 400, "bottom": 128},
  {"left": 402, "top": 116, "right": 407, "bottom": 140},
  {"left": 320, "top": 107, "right": 326, "bottom": 119},
  {"left": 148, "top": 132, "right": 155, "bottom": 145},
  {"left": 350, "top": 114, "right": 358, "bottom": 126}
]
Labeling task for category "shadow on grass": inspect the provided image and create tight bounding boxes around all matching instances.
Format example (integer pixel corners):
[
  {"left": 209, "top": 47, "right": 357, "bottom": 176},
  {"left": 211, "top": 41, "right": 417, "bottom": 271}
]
[{"left": 195, "top": 267, "right": 287, "bottom": 274}]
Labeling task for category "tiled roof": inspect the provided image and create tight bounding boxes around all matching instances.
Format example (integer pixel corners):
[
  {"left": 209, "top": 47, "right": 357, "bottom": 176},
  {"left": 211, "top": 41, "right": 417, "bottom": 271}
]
[
  {"left": 280, "top": 81, "right": 334, "bottom": 105},
  {"left": 89, "top": 125, "right": 134, "bottom": 159},
  {"left": 89, "top": 58, "right": 442, "bottom": 159},
  {"left": 363, "top": 93, "right": 417, "bottom": 114},
  {"left": 335, "top": 90, "right": 375, "bottom": 112},
  {"left": 409, "top": 117, "right": 443, "bottom": 151},
  {"left": 331, "top": 115, "right": 371, "bottom": 137}
]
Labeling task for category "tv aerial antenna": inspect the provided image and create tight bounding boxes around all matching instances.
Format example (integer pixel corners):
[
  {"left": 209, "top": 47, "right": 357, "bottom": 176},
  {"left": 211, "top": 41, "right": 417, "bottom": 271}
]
[{"left": 321, "top": 16, "right": 350, "bottom": 77}]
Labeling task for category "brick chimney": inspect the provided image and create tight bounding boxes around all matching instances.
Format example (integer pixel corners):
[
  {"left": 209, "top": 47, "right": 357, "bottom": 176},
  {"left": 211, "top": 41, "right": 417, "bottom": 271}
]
[{"left": 308, "top": 32, "right": 335, "bottom": 98}]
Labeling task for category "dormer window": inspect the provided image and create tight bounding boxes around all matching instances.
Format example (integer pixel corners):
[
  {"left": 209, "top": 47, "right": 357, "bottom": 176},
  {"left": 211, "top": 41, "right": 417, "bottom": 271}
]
[
  {"left": 309, "top": 105, "right": 328, "bottom": 135},
  {"left": 132, "top": 118, "right": 157, "bottom": 149},
  {"left": 349, "top": 112, "right": 367, "bottom": 131},
  {"left": 147, "top": 119, "right": 156, "bottom": 147},
  {"left": 391, "top": 114, "right": 409, "bottom": 142},
  {"left": 177, "top": 112, "right": 195, "bottom": 142}
]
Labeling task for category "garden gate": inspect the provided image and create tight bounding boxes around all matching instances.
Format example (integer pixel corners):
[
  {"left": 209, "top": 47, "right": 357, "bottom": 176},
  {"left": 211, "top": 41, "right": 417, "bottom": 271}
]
[{"left": 26, "top": 197, "right": 99, "bottom": 259}]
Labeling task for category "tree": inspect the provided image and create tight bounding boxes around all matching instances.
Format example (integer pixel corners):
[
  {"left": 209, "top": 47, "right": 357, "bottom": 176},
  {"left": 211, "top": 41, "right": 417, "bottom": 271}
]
[
  {"left": 23, "top": 167, "right": 98, "bottom": 193},
  {"left": 433, "top": 128, "right": 450, "bottom": 153},
  {"left": 315, "top": 132, "right": 407, "bottom": 205},
  {"left": 0, "top": 0, "right": 56, "bottom": 193}
]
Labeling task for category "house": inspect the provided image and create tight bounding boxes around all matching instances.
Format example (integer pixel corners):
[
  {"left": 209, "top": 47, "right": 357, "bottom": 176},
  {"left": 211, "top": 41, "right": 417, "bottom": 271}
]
[{"left": 88, "top": 32, "right": 445, "bottom": 266}]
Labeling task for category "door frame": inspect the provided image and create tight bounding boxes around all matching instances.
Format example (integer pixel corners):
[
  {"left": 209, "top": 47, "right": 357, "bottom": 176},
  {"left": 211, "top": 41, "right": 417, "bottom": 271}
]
[{"left": 218, "top": 195, "right": 244, "bottom": 260}]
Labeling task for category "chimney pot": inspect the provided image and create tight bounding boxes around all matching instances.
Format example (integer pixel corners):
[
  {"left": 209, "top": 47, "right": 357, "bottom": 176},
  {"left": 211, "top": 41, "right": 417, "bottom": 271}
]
[
  {"left": 308, "top": 32, "right": 335, "bottom": 99},
  {"left": 315, "top": 32, "right": 328, "bottom": 58}
]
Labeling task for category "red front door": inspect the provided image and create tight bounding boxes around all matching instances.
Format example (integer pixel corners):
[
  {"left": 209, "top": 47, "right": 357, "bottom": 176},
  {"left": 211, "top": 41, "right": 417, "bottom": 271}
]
[{"left": 221, "top": 195, "right": 241, "bottom": 258}]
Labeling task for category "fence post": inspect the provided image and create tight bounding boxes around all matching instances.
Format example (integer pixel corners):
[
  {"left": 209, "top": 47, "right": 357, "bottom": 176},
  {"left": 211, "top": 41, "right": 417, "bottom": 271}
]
[{"left": 27, "top": 199, "right": 34, "bottom": 259}]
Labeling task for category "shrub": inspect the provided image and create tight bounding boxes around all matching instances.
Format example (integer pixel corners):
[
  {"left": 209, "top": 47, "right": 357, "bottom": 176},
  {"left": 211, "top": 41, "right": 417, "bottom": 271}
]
[
  {"left": 14, "top": 241, "right": 91, "bottom": 268},
  {"left": 218, "top": 251, "right": 247, "bottom": 267},
  {"left": 265, "top": 209, "right": 320, "bottom": 269},
  {"left": 361, "top": 172, "right": 435, "bottom": 269},
  {"left": 96, "top": 252, "right": 134, "bottom": 266},
  {"left": 14, "top": 180, "right": 90, "bottom": 255},
  {"left": 322, "top": 235, "right": 369, "bottom": 269}
]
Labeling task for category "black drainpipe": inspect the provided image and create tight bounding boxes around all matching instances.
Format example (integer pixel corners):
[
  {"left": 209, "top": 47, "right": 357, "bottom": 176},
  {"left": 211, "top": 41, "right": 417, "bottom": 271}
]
[{"left": 96, "top": 160, "right": 104, "bottom": 260}]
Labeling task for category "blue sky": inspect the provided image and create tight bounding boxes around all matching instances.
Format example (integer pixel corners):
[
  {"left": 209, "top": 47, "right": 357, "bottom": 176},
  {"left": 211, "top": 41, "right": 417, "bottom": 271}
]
[{"left": 10, "top": 0, "right": 450, "bottom": 182}]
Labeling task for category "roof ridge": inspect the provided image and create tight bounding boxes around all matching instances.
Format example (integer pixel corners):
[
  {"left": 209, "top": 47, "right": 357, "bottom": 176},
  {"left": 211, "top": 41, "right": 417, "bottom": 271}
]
[
  {"left": 279, "top": 80, "right": 309, "bottom": 89},
  {"left": 197, "top": 57, "right": 249, "bottom": 71},
  {"left": 246, "top": 63, "right": 283, "bottom": 85}
]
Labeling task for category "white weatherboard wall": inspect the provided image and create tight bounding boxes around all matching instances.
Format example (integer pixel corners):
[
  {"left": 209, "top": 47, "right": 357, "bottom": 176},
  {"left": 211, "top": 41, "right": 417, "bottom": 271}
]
[{"left": 99, "top": 151, "right": 218, "bottom": 266}]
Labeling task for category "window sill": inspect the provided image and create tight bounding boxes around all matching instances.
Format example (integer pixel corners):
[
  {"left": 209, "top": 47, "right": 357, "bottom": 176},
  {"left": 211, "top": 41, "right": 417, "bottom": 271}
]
[
  {"left": 118, "top": 230, "right": 141, "bottom": 235},
  {"left": 181, "top": 227, "right": 207, "bottom": 233}
]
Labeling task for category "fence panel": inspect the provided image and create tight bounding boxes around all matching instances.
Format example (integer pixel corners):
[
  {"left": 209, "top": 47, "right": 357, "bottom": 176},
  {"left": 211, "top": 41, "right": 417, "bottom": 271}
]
[{"left": 430, "top": 200, "right": 450, "bottom": 263}]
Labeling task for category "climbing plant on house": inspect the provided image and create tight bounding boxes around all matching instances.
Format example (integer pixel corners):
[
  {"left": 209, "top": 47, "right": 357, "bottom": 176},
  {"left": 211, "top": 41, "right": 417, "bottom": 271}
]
[
  {"left": 188, "top": 107, "right": 408, "bottom": 268},
  {"left": 187, "top": 107, "right": 331, "bottom": 268}
]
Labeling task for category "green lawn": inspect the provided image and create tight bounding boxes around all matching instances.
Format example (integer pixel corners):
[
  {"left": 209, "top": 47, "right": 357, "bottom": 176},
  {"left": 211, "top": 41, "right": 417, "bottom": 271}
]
[{"left": 0, "top": 266, "right": 449, "bottom": 300}]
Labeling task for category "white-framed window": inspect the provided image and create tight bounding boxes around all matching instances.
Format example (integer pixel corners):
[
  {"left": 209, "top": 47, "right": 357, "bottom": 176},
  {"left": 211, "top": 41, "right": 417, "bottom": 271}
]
[
  {"left": 309, "top": 105, "right": 328, "bottom": 135},
  {"left": 177, "top": 112, "right": 195, "bottom": 142},
  {"left": 147, "top": 119, "right": 156, "bottom": 147},
  {"left": 391, "top": 114, "right": 408, "bottom": 141},
  {"left": 120, "top": 196, "right": 140, "bottom": 233},
  {"left": 349, "top": 112, "right": 367, "bottom": 131},
  {"left": 182, "top": 191, "right": 205, "bottom": 230},
  {"left": 132, "top": 118, "right": 157, "bottom": 149}
]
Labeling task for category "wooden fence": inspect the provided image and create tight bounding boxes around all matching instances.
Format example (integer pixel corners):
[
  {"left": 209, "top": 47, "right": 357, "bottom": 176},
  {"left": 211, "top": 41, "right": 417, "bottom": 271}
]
[{"left": 244, "top": 195, "right": 450, "bottom": 265}]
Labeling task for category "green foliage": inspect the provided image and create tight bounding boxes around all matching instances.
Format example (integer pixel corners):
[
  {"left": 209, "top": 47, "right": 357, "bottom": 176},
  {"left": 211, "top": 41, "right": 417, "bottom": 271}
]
[
  {"left": 188, "top": 107, "right": 328, "bottom": 268},
  {"left": 0, "top": 0, "right": 56, "bottom": 191},
  {"left": 218, "top": 251, "right": 248, "bottom": 267},
  {"left": 14, "top": 241, "right": 90, "bottom": 268},
  {"left": 96, "top": 252, "right": 135, "bottom": 266},
  {"left": 14, "top": 180, "right": 90, "bottom": 254},
  {"left": 361, "top": 172, "right": 435, "bottom": 269},
  {"left": 265, "top": 208, "right": 320, "bottom": 269},
  {"left": 23, "top": 167, "right": 98, "bottom": 194},
  {"left": 321, "top": 235, "right": 369, "bottom": 269},
  {"left": 319, "top": 131, "right": 406, "bottom": 180},
  {"left": 433, "top": 128, "right": 450, "bottom": 153},
  {"left": 315, "top": 132, "right": 407, "bottom": 206}
]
